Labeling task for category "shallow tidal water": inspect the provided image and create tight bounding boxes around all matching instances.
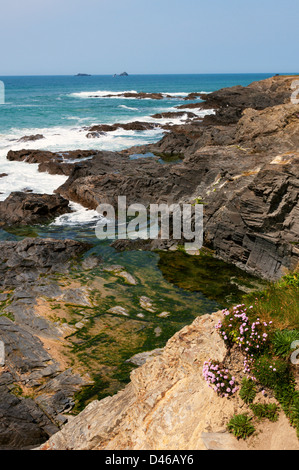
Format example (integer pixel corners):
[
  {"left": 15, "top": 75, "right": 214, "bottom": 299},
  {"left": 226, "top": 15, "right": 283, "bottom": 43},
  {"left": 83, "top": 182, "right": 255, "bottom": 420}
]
[{"left": 0, "top": 223, "right": 266, "bottom": 411}]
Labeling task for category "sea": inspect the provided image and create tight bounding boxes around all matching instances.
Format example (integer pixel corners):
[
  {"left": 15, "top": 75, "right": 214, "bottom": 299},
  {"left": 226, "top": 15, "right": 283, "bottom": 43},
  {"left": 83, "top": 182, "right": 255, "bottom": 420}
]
[{"left": 0, "top": 73, "right": 274, "bottom": 227}]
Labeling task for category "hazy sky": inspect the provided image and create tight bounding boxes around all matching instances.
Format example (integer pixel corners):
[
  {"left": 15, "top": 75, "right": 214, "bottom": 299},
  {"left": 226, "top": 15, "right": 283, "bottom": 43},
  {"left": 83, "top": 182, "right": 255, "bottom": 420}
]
[{"left": 1, "top": 0, "right": 298, "bottom": 75}]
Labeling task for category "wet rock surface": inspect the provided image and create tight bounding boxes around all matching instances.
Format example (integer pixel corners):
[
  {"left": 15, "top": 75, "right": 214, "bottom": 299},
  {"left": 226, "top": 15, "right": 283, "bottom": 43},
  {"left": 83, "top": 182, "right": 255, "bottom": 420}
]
[
  {"left": 18, "top": 134, "right": 45, "bottom": 143},
  {"left": 0, "top": 192, "right": 71, "bottom": 227},
  {"left": 7, "top": 149, "right": 96, "bottom": 176},
  {"left": 0, "top": 238, "right": 91, "bottom": 448},
  {"left": 6, "top": 77, "right": 296, "bottom": 280},
  {"left": 0, "top": 238, "right": 90, "bottom": 289}
]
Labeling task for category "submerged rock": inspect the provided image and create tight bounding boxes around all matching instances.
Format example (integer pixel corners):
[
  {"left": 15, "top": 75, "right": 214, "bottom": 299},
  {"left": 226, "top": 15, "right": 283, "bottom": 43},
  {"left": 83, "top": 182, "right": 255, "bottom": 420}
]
[
  {"left": 18, "top": 134, "right": 45, "bottom": 143},
  {"left": 126, "top": 348, "right": 163, "bottom": 366},
  {"left": 102, "top": 265, "right": 138, "bottom": 285},
  {"left": 107, "top": 306, "right": 129, "bottom": 317},
  {"left": 6, "top": 149, "right": 96, "bottom": 176},
  {"left": 139, "top": 296, "right": 156, "bottom": 312}
]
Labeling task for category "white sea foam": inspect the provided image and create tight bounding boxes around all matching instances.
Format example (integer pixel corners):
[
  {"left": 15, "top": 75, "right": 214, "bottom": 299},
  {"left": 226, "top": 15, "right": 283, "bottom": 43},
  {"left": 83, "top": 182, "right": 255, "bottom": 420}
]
[
  {"left": 52, "top": 202, "right": 101, "bottom": 226},
  {"left": 0, "top": 153, "right": 67, "bottom": 202},
  {"left": 0, "top": 123, "right": 164, "bottom": 224},
  {"left": 118, "top": 105, "right": 139, "bottom": 111},
  {"left": 0, "top": 87, "right": 214, "bottom": 225},
  {"left": 69, "top": 90, "right": 209, "bottom": 100},
  {"left": 162, "top": 92, "right": 189, "bottom": 97},
  {"left": 69, "top": 90, "right": 138, "bottom": 99}
]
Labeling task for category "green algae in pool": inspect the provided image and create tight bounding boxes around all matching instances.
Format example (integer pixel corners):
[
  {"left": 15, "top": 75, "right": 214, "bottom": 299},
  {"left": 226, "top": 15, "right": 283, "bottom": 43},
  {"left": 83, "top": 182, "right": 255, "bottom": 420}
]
[
  {"left": 66, "top": 245, "right": 265, "bottom": 412},
  {"left": 158, "top": 250, "right": 265, "bottom": 305},
  {"left": 0, "top": 226, "right": 265, "bottom": 412}
]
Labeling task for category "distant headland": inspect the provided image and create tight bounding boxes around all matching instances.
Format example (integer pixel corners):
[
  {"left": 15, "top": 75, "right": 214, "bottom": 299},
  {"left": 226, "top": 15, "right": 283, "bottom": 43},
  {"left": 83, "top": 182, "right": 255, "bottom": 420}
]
[{"left": 113, "top": 72, "right": 129, "bottom": 77}]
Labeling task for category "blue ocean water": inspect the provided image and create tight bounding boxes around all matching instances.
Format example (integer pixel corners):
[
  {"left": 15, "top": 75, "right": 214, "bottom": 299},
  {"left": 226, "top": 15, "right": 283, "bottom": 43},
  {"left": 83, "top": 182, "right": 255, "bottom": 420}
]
[
  {"left": 0, "top": 73, "right": 274, "bottom": 215},
  {"left": 0, "top": 73, "right": 274, "bottom": 132}
]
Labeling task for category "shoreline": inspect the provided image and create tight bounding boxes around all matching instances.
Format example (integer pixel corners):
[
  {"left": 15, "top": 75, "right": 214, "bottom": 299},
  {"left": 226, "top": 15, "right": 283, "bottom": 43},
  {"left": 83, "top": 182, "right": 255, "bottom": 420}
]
[{"left": 0, "top": 74, "right": 298, "bottom": 449}]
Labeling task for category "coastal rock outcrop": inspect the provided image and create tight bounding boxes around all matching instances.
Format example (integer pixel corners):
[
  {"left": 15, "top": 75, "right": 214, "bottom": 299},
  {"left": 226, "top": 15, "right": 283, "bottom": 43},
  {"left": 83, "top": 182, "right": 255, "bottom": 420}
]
[
  {"left": 177, "top": 75, "right": 297, "bottom": 124},
  {"left": 18, "top": 134, "right": 45, "bottom": 143},
  {"left": 0, "top": 237, "right": 91, "bottom": 449},
  {"left": 0, "top": 192, "right": 71, "bottom": 227},
  {"left": 6, "top": 149, "right": 96, "bottom": 176},
  {"left": 0, "top": 237, "right": 90, "bottom": 289},
  {"left": 54, "top": 98, "right": 299, "bottom": 279},
  {"left": 5, "top": 76, "right": 299, "bottom": 282},
  {"left": 38, "top": 312, "right": 299, "bottom": 450}
]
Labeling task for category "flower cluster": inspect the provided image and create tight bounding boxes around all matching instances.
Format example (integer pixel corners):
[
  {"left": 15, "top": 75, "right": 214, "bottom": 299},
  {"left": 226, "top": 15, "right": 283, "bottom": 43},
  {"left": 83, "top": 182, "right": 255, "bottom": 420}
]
[
  {"left": 215, "top": 304, "right": 272, "bottom": 357},
  {"left": 203, "top": 360, "right": 239, "bottom": 398},
  {"left": 203, "top": 307, "right": 274, "bottom": 399}
]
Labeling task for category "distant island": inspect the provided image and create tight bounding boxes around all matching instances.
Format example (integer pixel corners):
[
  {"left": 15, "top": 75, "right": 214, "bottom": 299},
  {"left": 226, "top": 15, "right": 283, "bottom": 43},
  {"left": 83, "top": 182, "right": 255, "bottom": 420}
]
[
  {"left": 75, "top": 73, "right": 91, "bottom": 77},
  {"left": 113, "top": 72, "right": 129, "bottom": 77}
]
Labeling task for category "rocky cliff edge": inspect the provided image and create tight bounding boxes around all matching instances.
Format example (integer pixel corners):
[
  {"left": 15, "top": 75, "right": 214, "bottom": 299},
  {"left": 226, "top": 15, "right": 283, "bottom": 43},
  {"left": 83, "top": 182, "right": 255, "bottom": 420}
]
[{"left": 39, "top": 311, "right": 299, "bottom": 451}]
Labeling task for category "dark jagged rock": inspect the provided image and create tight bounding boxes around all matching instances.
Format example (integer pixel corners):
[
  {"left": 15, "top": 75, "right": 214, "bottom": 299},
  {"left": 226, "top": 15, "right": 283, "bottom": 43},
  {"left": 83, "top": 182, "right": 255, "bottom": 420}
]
[
  {"left": 0, "top": 379, "right": 57, "bottom": 450},
  {"left": 0, "top": 237, "right": 91, "bottom": 448},
  {"left": 0, "top": 238, "right": 90, "bottom": 289},
  {"left": 86, "top": 121, "right": 158, "bottom": 134},
  {"left": 55, "top": 77, "right": 299, "bottom": 279},
  {"left": 150, "top": 111, "right": 198, "bottom": 120},
  {"left": 0, "top": 314, "right": 88, "bottom": 449},
  {"left": 7, "top": 149, "right": 54, "bottom": 164},
  {"left": 5, "top": 76, "right": 299, "bottom": 282},
  {"left": 91, "top": 91, "right": 184, "bottom": 100},
  {"left": 86, "top": 131, "right": 107, "bottom": 139},
  {"left": 177, "top": 75, "right": 296, "bottom": 125},
  {"left": 105, "top": 92, "right": 165, "bottom": 99},
  {"left": 6, "top": 149, "right": 96, "bottom": 176},
  {"left": 184, "top": 92, "right": 202, "bottom": 100},
  {"left": 18, "top": 134, "right": 45, "bottom": 143},
  {"left": 0, "top": 192, "right": 71, "bottom": 227}
]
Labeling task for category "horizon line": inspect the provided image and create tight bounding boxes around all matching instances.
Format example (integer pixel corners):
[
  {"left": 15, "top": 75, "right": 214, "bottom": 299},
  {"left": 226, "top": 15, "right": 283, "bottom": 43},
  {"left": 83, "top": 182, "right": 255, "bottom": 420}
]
[{"left": 0, "top": 72, "right": 298, "bottom": 78}]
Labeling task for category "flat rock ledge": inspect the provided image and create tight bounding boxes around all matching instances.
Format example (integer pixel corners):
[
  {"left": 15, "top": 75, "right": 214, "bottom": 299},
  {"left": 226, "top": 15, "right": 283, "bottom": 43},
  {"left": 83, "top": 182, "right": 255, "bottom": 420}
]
[{"left": 38, "top": 311, "right": 299, "bottom": 450}]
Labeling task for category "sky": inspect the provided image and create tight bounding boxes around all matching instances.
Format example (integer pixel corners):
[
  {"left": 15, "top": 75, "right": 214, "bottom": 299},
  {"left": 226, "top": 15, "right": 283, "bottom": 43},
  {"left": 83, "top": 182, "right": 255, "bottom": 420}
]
[{"left": 0, "top": 0, "right": 298, "bottom": 75}]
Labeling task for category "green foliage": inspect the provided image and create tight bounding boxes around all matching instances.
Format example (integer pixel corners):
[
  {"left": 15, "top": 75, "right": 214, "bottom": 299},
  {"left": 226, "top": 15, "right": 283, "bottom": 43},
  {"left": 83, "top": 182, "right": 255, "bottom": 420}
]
[
  {"left": 249, "top": 403, "right": 280, "bottom": 422},
  {"left": 239, "top": 377, "right": 257, "bottom": 404},
  {"left": 72, "top": 375, "right": 110, "bottom": 414},
  {"left": 275, "top": 387, "right": 299, "bottom": 438},
  {"left": 193, "top": 197, "right": 207, "bottom": 205},
  {"left": 253, "top": 355, "right": 291, "bottom": 392},
  {"left": 272, "top": 329, "right": 299, "bottom": 358},
  {"left": 290, "top": 395, "right": 299, "bottom": 438},
  {"left": 227, "top": 414, "right": 256, "bottom": 440},
  {"left": 278, "top": 273, "right": 299, "bottom": 288},
  {"left": 242, "top": 275, "right": 299, "bottom": 329}
]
